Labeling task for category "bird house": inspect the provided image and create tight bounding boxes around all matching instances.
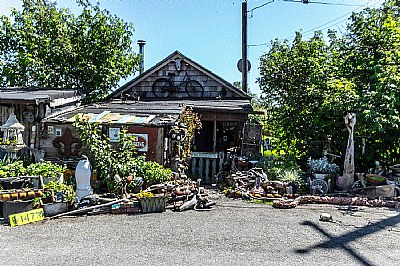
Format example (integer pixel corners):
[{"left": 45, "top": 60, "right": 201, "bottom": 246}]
[{"left": 0, "top": 113, "right": 26, "bottom": 152}]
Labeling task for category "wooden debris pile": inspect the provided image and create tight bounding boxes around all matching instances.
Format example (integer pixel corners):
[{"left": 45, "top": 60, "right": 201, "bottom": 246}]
[
  {"left": 48, "top": 179, "right": 216, "bottom": 219},
  {"left": 219, "top": 168, "right": 297, "bottom": 200},
  {"left": 273, "top": 195, "right": 400, "bottom": 209},
  {"left": 143, "top": 180, "right": 216, "bottom": 211}
]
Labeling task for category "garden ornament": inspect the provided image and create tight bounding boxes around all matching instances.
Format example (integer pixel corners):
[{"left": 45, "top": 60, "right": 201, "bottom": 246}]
[
  {"left": 75, "top": 155, "right": 93, "bottom": 200},
  {"left": 338, "top": 113, "right": 356, "bottom": 190}
]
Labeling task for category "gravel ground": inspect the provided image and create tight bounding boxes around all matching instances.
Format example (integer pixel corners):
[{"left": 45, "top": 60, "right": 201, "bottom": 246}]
[{"left": 1, "top": 190, "right": 399, "bottom": 266}]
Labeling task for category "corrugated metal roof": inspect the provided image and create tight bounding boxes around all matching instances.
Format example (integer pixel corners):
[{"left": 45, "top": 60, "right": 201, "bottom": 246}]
[
  {"left": 43, "top": 100, "right": 186, "bottom": 126},
  {"left": 0, "top": 88, "right": 81, "bottom": 104},
  {"left": 42, "top": 98, "right": 255, "bottom": 126}
]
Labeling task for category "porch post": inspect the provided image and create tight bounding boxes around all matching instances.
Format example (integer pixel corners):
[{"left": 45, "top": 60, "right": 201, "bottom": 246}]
[{"left": 213, "top": 115, "right": 217, "bottom": 152}]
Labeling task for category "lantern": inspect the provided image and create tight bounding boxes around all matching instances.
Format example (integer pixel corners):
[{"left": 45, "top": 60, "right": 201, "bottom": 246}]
[{"left": 0, "top": 113, "right": 26, "bottom": 153}]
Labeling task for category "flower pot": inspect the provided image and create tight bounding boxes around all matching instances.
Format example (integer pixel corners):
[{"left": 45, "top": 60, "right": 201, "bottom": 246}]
[
  {"left": 0, "top": 179, "right": 25, "bottom": 189},
  {"left": 27, "top": 191, "right": 36, "bottom": 198},
  {"left": 139, "top": 196, "right": 168, "bottom": 213},
  {"left": 18, "top": 192, "right": 27, "bottom": 199},
  {"left": 2, "top": 200, "right": 33, "bottom": 223},
  {"left": 43, "top": 202, "right": 67, "bottom": 217},
  {"left": 10, "top": 192, "right": 19, "bottom": 200},
  {"left": 313, "top": 173, "right": 329, "bottom": 180},
  {"left": 41, "top": 196, "right": 53, "bottom": 204}
]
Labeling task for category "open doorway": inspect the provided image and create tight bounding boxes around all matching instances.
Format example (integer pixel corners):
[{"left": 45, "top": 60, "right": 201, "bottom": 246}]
[{"left": 193, "top": 121, "right": 241, "bottom": 153}]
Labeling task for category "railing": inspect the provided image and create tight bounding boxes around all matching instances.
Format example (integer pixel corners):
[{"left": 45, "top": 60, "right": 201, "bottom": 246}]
[{"left": 189, "top": 152, "right": 224, "bottom": 184}]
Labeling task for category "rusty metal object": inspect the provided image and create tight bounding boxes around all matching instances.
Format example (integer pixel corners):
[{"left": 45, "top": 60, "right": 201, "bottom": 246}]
[{"left": 52, "top": 127, "right": 82, "bottom": 157}]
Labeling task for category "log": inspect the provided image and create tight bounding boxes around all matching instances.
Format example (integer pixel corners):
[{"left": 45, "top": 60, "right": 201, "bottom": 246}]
[{"left": 50, "top": 198, "right": 129, "bottom": 219}]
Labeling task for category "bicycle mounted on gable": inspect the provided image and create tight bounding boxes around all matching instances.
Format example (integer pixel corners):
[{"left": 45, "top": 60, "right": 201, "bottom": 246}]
[{"left": 152, "top": 66, "right": 204, "bottom": 98}]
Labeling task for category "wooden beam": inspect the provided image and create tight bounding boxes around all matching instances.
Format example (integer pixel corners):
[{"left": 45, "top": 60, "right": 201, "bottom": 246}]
[{"left": 213, "top": 115, "right": 217, "bottom": 152}]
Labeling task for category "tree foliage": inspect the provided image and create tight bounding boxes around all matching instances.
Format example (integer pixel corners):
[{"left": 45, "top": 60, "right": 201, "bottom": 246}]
[
  {"left": 0, "top": 0, "right": 141, "bottom": 102},
  {"left": 257, "top": 0, "right": 400, "bottom": 170}
]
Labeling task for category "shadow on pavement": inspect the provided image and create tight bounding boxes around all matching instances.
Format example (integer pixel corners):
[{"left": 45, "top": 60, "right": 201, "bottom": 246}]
[{"left": 295, "top": 212, "right": 400, "bottom": 266}]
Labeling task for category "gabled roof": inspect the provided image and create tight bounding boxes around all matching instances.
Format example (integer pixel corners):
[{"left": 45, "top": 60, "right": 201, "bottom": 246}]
[{"left": 108, "top": 50, "right": 250, "bottom": 100}]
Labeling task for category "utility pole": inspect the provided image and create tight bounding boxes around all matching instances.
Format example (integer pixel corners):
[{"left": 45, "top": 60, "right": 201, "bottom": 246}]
[{"left": 242, "top": 0, "right": 248, "bottom": 93}]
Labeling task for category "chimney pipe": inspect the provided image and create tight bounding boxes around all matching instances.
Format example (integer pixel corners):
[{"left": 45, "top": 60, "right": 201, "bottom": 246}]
[{"left": 137, "top": 40, "right": 146, "bottom": 74}]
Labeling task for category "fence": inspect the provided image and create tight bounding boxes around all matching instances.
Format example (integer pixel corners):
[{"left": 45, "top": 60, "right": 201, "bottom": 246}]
[{"left": 189, "top": 152, "right": 224, "bottom": 184}]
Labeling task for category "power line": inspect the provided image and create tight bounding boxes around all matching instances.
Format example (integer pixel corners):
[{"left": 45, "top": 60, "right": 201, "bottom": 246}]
[
  {"left": 284, "top": 0, "right": 381, "bottom": 40},
  {"left": 248, "top": 0, "right": 382, "bottom": 47},
  {"left": 281, "top": 0, "right": 364, "bottom": 7},
  {"left": 248, "top": 0, "right": 364, "bottom": 14},
  {"left": 248, "top": 0, "right": 275, "bottom": 13}
]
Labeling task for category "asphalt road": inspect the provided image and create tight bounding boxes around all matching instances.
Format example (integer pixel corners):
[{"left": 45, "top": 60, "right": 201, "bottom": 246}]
[{"left": 1, "top": 192, "right": 399, "bottom": 266}]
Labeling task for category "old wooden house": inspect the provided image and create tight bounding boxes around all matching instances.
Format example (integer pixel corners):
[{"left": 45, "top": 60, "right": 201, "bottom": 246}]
[
  {"left": 40, "top": 51, "right": 261, "bottom": 183},
  {"left": 0, "top": 87, "right": 82, "bottom": 160},
  {"left": 42, "top": 100, "right": 186, "bottom": 166},
  {"left": 108, "top": 51, "right": 260, "bottom": 182}
]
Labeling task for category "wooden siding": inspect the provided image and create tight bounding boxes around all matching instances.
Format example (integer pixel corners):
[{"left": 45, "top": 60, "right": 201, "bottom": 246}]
[
  {"left": 40, "top": 123, "right": 166, "bottom": 165},
  {"left": 118, "top": 59, "right": 238, "bottom": 99},
  {"left": 39, "top": 123, "right": 86, "bottom": 158}
]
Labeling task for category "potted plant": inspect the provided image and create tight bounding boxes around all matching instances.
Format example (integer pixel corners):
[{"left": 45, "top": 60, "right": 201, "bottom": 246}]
[
  {"left": 42, "top": 180, "right": 76, "bottom": 216},
  {"left": 307, "top": 156, "right": 340, "bottom": 177},
  {"left": 307, "top": 157, "right": 340, "bottom": 193},
  {"left": 136, "top": 190, "right": 168, "bottom": 213},
  {"left": 277, "top": 168, "right": 303, "bottom": 194},
  {"left": 0, "top": 161, "right": 28, "bottom": 189},
  {"left": 27, "top": 161, "right": 66, "bottom": 186}
]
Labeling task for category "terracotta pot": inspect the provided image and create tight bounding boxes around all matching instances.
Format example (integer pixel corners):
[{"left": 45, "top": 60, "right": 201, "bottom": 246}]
[
  {"left": 1, "top": 193, "right": 10, "bottom": 201},
  {"left": 10, "top": 193, "right": 19, "bottom": 200},
  {"left": 41, "top": 197, "right": 53, "bottom": 204},
  {"left": 27, "top": 191, "right": 36, "bottom": 198},
  {"left": 35, "top": 190, "right": 44, "bottom": 197}
]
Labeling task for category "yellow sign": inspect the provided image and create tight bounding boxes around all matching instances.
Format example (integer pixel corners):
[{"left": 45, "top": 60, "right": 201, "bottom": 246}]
[{"left": 9, "top": 208, "right": 45, "bottom": 227}]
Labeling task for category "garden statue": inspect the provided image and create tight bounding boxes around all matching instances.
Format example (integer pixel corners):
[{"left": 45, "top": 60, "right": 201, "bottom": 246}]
[
  {"left": 169, "top": 123, "right": 188, "bottom": 179},
  {"left": 337, "top": 113, "right": 356, "bottom": 190},
  {"left": 75, "top": 155, "right": 93, "bottom": 200}
]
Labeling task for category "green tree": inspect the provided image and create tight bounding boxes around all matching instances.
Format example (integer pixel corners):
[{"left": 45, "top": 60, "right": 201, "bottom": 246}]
[
  {"left": 258, "top": 31, "right": 340, "bottom": 161},
  {"left": 342, "top": 0, "right": 400, "bottom": 162},
  {"left": 0, "top": 0, "right": 141, "bottom": 102},
  {"left": 232, "top": 81, "right": 242, "bottom": 90},
  {"left": 257, "top": 0, "right": 400, "bottom": 170}
]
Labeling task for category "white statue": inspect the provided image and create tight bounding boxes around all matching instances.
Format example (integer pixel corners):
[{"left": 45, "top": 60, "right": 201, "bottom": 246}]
[{"left": 75, "top": 155, "right": 93, "bottom": 201}]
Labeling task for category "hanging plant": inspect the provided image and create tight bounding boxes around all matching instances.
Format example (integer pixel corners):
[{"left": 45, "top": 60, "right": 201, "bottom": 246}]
[{"left": 176, "top": 107, "right": 202, "bottom": 166}]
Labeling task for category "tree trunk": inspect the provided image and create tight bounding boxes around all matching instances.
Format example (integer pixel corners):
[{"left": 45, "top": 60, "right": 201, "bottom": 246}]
[{"left": 342, "top": 113, "right": 356, "bottom": 190}]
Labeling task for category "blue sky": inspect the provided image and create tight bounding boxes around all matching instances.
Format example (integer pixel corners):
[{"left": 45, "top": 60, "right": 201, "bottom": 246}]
[{"left": 0, "top": 0, "right": 384, "bottom": 94}]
